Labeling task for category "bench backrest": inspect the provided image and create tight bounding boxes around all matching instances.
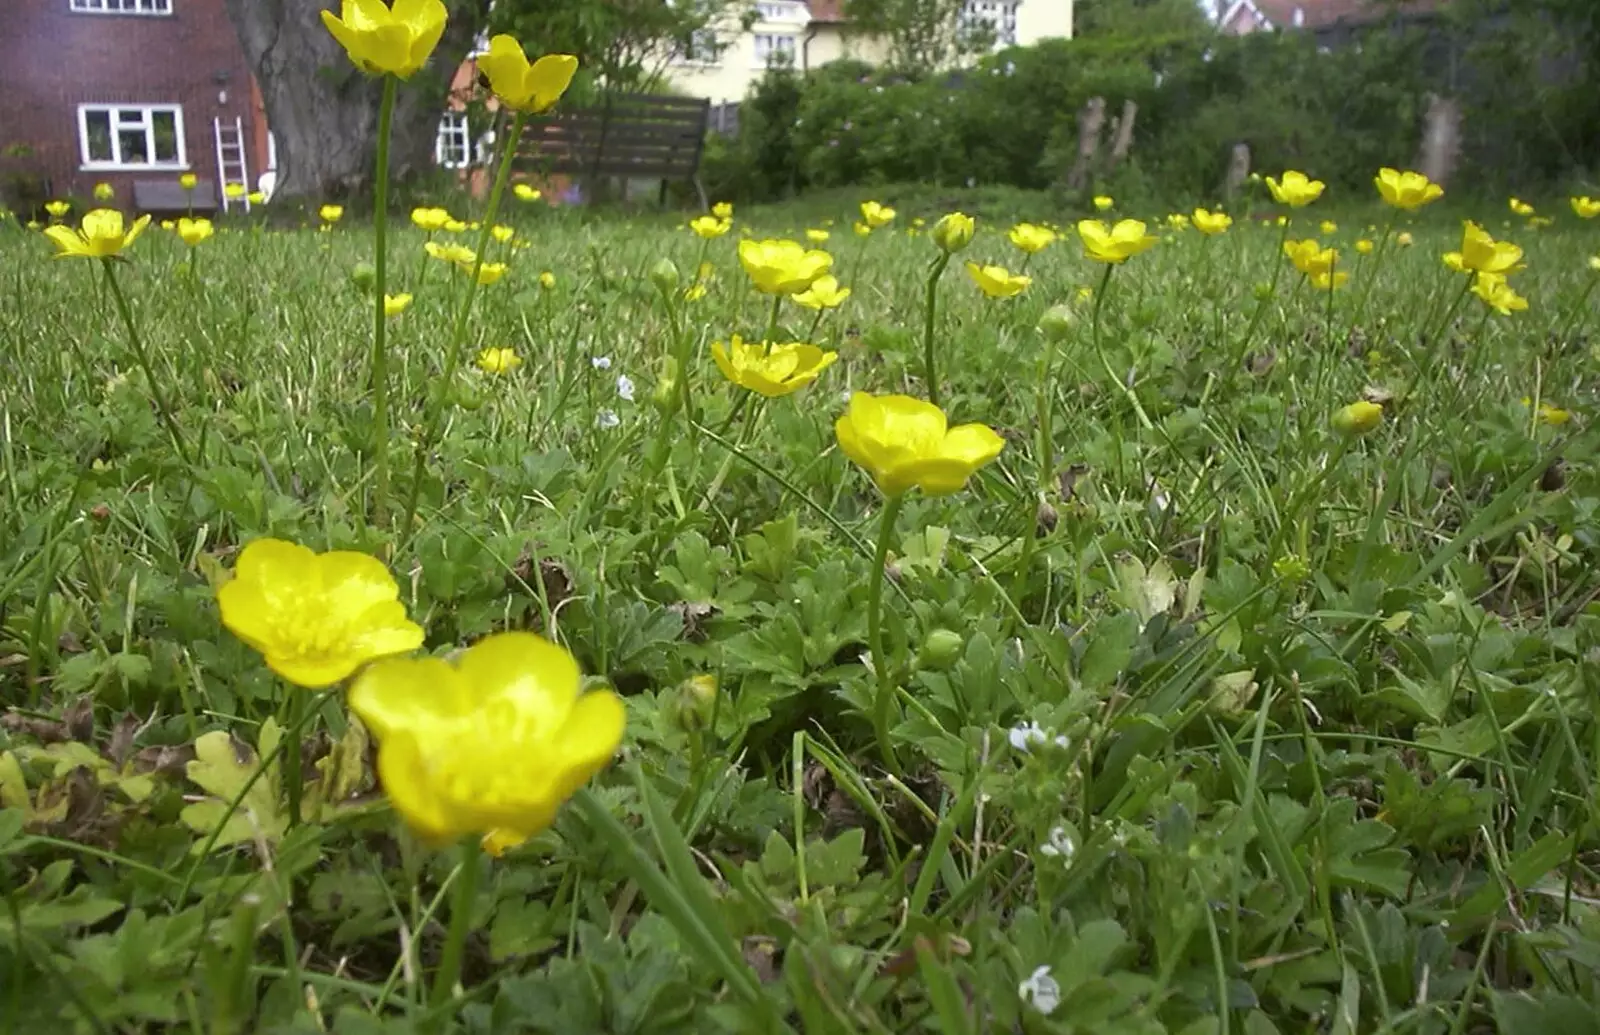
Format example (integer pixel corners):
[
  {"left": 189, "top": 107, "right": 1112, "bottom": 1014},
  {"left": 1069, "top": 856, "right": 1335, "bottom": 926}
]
[
  {"left": 515, "top": 95, "right": 710, "bottom": 181},
  {"left": 133, "top": 179, "right": 220, "bottom": 215}
]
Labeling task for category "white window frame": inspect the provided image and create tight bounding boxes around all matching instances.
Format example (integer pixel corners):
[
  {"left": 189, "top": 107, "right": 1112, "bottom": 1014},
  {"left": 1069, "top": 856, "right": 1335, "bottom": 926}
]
[
  {"left": 754, "top": 1, "right": 805, "bottom": 23},
  {"left": 672, "top": 27, "right": 721, "bottom": 65},
  {"left": 77, "top": 103, "right": 188, "bottom": 171},
  {"left": 961, "top": 0, "right": 1020, "bottom": 47},
  {"left": 435, "top": 111, "right": 484, "bottom": 170},
  {"left": 69, "top": 0, "right": 173, "bottom": 14},
  {"left": 752, "top": 32, "right": 797, "bottom": 68}
]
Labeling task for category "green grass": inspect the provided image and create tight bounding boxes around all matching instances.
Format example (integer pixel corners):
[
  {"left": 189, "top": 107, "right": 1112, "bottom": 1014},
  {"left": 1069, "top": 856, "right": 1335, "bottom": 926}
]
[{"left": 2, "top": 187, "right": 1600, "bottom": 1035}]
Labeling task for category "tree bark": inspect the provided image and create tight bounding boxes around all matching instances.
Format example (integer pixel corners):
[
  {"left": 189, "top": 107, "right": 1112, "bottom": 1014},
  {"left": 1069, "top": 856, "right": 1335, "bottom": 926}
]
[
  {"left": 221, "top": 0, "right": 490, "bottom": 203},
  {"left": 1108, "top": 99, "right": 1138, "bottom": 169},
  {"left": 1065, "top": 96, "right": 1105, "bottom": 194}
]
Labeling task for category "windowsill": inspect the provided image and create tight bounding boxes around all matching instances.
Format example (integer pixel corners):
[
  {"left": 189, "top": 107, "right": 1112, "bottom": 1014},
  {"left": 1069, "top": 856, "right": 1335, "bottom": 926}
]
[
  {"left": 69, "top": 8, "right": 174, "bottom": 15},
  {"left": 79, "top": 162, "right": 191, "bottom": 172},
  {"left": 672, "top": 59, "right": 722, "bottom": 69}
]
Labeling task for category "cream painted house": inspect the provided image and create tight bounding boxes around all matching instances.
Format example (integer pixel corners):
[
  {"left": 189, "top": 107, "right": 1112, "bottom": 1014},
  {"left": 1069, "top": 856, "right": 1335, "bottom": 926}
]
[{"left": 662, "top": 0, "right": 1075, "bottom": 105}]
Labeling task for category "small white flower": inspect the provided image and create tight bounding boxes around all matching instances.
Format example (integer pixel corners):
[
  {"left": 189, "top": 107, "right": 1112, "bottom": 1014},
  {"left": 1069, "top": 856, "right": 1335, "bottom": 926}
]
[
  {"left": 1038, "top": 825, "right": 1075, "bottom": 860},
  {"left": 1018, "top": 964, "right": 1060, "bottom": 1016},
  {"left": 596, "top": 409, "right": 620, "bottom": 429},
  {"left": 592, "top": 355, "right": 612, "bottom": 370},
  {"left": 1008, "top": 721, "right": 1069, "bottom": 753},
  {"left": 616, "top": 374, "right": 635, "bottom": 402}
]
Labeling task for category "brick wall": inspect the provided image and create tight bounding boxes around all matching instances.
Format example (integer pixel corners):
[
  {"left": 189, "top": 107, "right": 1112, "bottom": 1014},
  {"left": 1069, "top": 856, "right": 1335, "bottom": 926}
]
[{"left": 0, "top": 0, "right": 268, "bottom": 212}]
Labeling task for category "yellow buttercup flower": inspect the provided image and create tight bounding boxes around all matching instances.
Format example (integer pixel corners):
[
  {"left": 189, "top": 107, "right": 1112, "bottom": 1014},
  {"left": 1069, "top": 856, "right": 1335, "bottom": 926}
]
[
  {"left": 1589, "top": 256, "right": 1600, "bottom": 272},
  {"left": 805, "top": 228, "right": 830, "bottom": 243},
  {"left": 690, "top": 215, "right": 730, "bottom": 239},
  {"left": 1572, "top": 196, "right": 1600, "bottom": 219},
  {"left": 93, "top": 183, "right": 115, "bottom": 202},
  {"left": 179, "top": 173, "right": 197, "bottom": 191},
  {"left": 176, "top": 217, "right": 214, "bottom": 247},
  {"left": 478, "top": 36, "right": 578, "bottom": 112},
  {"left": 224, "top": 183, "right": 246, "bottom": 200},
  {"left": 539, "top": 271, "right": 556, "bottom": 289},
  {"left": 1397, "top": 231, "right": 1414, "bottom": 246},
  {"left": 44, "top": 200, "right": 70, "bottom": 219},
  {"left": 443, "top": 218, "right": 467, "bottom": 233},
  {"left": 1093, "top": 195, "right": 1114, "bottom": 211},
  {"left": 1265, "top": 170, "right": 1325, "bottom": 207},
  {"left": 1192, "top": 208, "right": 1232, "bottom": 234},
  {"left": 738, "top": 238, "right": 832, "bottom": 294},
  {"left": 1007, "top": 222, "right": 1056, "bottom": 254},
  {"left": 853, "top": 221, "right": 872, "bottom": 237},
  {"left": 1283, "top": 239, "right": 1339, "bottom": 277},
  {"left": 836, "top": 393, "right": 1004, "bottom": 498},
  {"left": 320, "top": 205, "right": 344, "bottom": 224},
  {"left": 1355, "top": 238, "right": 1374, "bottom": 255},
  {"left": 471, "top": 262, "right": 507, "bottom": 285},
  {"left": 1331, "top": 401, "right": 1383, "bottom": 437},
  {"left": 793, "top": 274, "right": 851, "bottom": 310},
  {"left": 1374, "top": 168, "right": 1442, "bottom": 210},
  {"left": 348, "top": 631, "right": 624, "bottom": 853},
  {"left": 1077, "top": 219, "right": 1158, "bottom": 264},
  {"left": 1167, "top": 213, "right": 1190, "bottom": 231},
  {"left": 216, "top": 538, "right": 424, "bottom": 688},
  {"left": 477, "top": 347, "right": 522, "bottom": 374},
  {"left": 321, "top": 0, "right": 447, "bottom": 78},
  {"left": 965, "top": 261, "right": 1031, "bottom": 299},
  {"left": 247, "top": 190, "right": 265, "bottom": 205},
  {"left": 711, "top": 336, "right": 837, "bottom": 397},
  {"left": 860, "top": 201, "right": 896, "bottom": 228},
  {"left": 514, "top": 183, "right": 542, "bottom": 202},
  {"left": 384, "top": 293, "right": 412, "bottom": 317},
  {"left": 425, "top": 241, "right": 476, "bottom": 264},
  {"left": 712, "top": 201, "right": 733, "bottom": 220},
  {"left": 1311, "top": 270, "right": 1349, "bottom": 291},
  {"left": 1471, "top": 272, "right": 1527, "bottom": 316},
  {"left": 44, "top": 208, "right": 151, "bottom": 259},
  {"left": 412, "top": 206, "right": 451, "bottom": 231},
  {"left": 1443, "top": 221, "right": 1522, "bottom": 276},
  {"left": 1319, "top": 220, "right": 1338, "bottom": 235},
  {"left": 1508, "top": 197, "right": 1534, "bottom": 217},
  {"left": 931, "top": 212, "right": 974, "bottom": 253},
  {"left": 491, "top": 224, "right": 514, "bottom": 243}
]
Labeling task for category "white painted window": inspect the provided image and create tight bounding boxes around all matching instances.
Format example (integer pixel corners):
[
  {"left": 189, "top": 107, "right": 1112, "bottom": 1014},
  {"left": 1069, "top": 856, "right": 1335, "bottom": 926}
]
[
  {"left": 673, "top": 27, "right": 720, "bottom": 64},
  {"left": 70, "top": 0, "right": 172, "bottom": 13},
  {"left": 78, "top": 104, "right": 185, "bottom": 169},
  {"left": 436, "top": 112, "right": 485, "bottom": 169},
  {"left": 753, "top": 33, "right": 797, "bottom": 67},
  {"left": 755, "top": 1, "right": 804, "bottom": 21},
  {"left": 962, "top": 0, "right": 1020, "bottom": 46}
]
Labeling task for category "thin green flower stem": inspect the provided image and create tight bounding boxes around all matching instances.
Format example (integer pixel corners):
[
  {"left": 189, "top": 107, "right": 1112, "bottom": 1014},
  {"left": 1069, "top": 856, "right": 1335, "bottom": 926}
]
[
  {"left": 922, "top": 253, "right": 951, "bottom": 407},
  {"left": 369, "top": 76, "right": 399, "bottom": 528},
  {"left": 283, "top": 683, "right": 305, "bottom": 828},
  {"left": 101, "top": 259, "right": 190, "bottom": 465},
  {"left": 804, "top": 306, "right": 826, "bottom": 343},
  {"left": 1349, "top": 209, "right": 1396, "bottom": 332},
  {"left": 398, "top": 111, "right": 528, "bottom": 537},
  {"left": 868, "top": 492, "right": 907, "bottom": 775},
  {"left": 1560, "top": 274, "right": 1599, "bottom": 348},
  {"left": 1232, "top": 216, "right": 1291, "bottom": 371},
  {"left": 1401, "top": 276, "right": 1476, "bottom": 404},
  {"left": 428, "top": 835, "right": 482, "bottom": 1021},
  {"left": 1088, "top": 263, "right": 1151, "bottom": 431},
  {"left": 763, "top": 292, "right": 782, "bottom": 344}
]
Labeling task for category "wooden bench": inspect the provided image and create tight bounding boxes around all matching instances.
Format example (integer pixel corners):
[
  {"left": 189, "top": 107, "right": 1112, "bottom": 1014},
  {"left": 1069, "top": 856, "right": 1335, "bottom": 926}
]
[
  {"left": 132, "top": 179, "right": 220, "bottom": 216},
  {"left": 513, "top": 94, "right": 710, "bottom": 208}
]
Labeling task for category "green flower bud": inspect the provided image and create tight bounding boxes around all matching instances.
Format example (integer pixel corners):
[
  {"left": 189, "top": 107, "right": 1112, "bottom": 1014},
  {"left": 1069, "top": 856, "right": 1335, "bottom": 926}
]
[
  {"left": 932, "top": 212, "right": 975, "bottom": 254},
  {"left": 918, "top": 628, "right": 964, "bottom": 670},
  {"left": 650, "top": 257, "right": 680, "bottom": 295},
  {"left": 652, "top": 357, "right": 681, "bottom": 413},
  {"left": 1252, "top": 281, "right": 1274, "bottom": 301},
  {"left": 350, "top": 261, "right": 377, "bottom": 294},
  {"left": 1038, "top": 303, "right": 1076, "bottom": 343}
]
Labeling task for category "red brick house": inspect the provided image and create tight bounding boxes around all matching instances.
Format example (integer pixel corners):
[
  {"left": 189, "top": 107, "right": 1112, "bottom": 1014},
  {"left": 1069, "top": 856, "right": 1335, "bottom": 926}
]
[{"left": 0, "top": 0, "right": 274, "bottom": 212}]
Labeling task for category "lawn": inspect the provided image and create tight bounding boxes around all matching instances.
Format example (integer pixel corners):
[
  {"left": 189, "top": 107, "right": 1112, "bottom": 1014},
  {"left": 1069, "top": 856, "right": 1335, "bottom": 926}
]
[{"left": 2, "top": 182, "right": 1599, "bottom": 1034}]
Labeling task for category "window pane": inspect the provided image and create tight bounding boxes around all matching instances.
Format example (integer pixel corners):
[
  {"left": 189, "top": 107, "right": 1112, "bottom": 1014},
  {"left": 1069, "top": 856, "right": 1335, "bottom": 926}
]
[
  {"left": 119, "top": 128, "right": 149, "bottom": 164},
  {"left": 84, "top": 110, "right": 113, "bottom": 162},
  {"left": 151, "top": 110, "right": 178, "bottom": 162}
]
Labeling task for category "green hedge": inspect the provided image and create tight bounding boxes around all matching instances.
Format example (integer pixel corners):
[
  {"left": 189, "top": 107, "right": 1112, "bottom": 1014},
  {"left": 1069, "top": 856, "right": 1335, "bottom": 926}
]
[{"left": 702, "top": 14, "right": 1598, "bottom": 207}]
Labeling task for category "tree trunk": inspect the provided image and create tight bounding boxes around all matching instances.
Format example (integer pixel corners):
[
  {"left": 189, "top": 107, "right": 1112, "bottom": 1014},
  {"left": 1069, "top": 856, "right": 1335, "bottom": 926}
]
[
  {"left": 1108, "top": 99, "right": 1138, "bottom": 169},
  {"left": 1065, "top": 96, "right": 1106, "bottom": 194},
  {"left": 221, "top": 0, "right": 490, "bottom": 203}
]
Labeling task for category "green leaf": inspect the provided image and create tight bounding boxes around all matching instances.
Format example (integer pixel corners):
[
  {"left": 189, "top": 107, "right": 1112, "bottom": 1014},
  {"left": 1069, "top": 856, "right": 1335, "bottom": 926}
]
[
  {"left": 1453, "top": 830, "right": 1577, "bottom": 929},
  {"left": 1080, "top": 611, "right": 1140, "bottom": 691},
  {"left": 180, "top": 721, "right": 286, "bottom": 851}
]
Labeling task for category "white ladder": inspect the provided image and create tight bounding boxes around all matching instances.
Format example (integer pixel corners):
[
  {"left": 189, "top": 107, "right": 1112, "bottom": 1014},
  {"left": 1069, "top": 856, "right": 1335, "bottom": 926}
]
[{"left": 213, "top": 116, "right": 251, "bottom": 213}]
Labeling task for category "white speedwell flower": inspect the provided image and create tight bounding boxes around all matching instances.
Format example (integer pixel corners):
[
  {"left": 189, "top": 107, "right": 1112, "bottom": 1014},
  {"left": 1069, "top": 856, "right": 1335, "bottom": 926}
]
[
  {"left": 1007, "top": 721, "right": 1069, "bottom": 753},
  {"left": 1018, "top": 965, "right": 1061, "bottom": 1016},
  {"left": 616, "top": 374, "right": 635, "bottom": 402},
  {"left": 596, "top": 409, "right": 620, "bottom": 430},
  {"left": 1038, "top": 825, "right": 1075, "bottom": 860}
]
